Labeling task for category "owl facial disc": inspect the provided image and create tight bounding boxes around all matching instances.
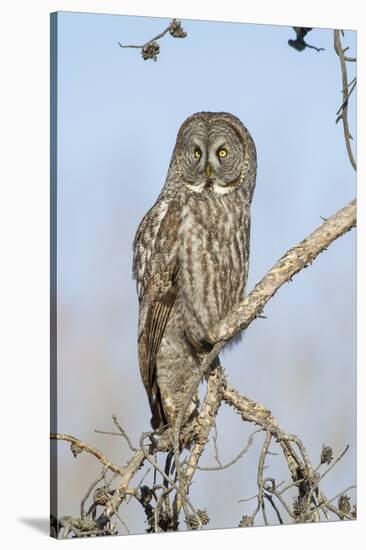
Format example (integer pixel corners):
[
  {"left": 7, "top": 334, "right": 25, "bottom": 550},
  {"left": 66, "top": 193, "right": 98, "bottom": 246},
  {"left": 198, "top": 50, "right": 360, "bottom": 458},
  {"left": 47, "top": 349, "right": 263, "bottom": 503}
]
[{"left": 176, "top": 115, "right": 249, "bottom": 195}]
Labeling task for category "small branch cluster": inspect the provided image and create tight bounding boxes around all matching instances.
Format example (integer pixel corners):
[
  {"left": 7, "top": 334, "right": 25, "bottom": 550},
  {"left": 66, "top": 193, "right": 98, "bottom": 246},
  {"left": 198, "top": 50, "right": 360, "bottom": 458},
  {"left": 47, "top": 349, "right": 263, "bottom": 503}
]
[
  {"left": 223, "top": 380, "right": 356, "bottom": 526},
  {"left": 50, "top": 367, "right": 356, "bottom": 537},
  {"left": 119, "top": 19, "right": 187, "bottom": 62}
]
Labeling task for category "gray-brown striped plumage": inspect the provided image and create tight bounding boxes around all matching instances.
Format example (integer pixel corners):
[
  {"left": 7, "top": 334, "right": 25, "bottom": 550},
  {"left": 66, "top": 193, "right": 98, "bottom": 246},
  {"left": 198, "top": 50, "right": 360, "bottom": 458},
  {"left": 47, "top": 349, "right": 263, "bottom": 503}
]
[{"left": 133, "top": 112, "right": 257, "bottom": 431}]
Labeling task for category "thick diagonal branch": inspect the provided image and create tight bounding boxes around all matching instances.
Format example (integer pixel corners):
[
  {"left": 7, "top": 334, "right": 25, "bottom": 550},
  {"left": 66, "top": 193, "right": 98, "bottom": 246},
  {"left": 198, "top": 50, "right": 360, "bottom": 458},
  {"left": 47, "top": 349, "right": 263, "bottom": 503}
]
[
  {"left": 174, "top": 199, "right": 356, "bottom": 470},
  {"left": 216, "top": 198, "right": 356, "bottom": 341}
]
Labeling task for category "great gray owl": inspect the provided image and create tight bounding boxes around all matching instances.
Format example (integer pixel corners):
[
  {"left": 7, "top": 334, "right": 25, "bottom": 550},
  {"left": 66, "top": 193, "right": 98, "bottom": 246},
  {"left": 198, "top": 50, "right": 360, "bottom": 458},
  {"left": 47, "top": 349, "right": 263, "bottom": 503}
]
[{"left": 133, "top": 111, "right": 257, "bottom": 432}]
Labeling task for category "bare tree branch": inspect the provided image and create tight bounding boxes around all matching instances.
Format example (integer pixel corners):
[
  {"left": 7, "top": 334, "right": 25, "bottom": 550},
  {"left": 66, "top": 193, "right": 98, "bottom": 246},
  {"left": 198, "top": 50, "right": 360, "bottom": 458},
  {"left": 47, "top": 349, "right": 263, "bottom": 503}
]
[
  {"left": 172, "top": 198, "right": 356, "bottom": 486},
  {"left": 334, "top": 30, "right": 357, "bottom": 170},
  {"left": 50, "top": 433, "right": 128, "bottom": 476},
  {"left": 81, "top": 466, "right": 107, "bottom": 520},
  {"left": 118, "top": 19, "right": 187, "bottom": 61},
  {"left": 194, "top": 429, "right": 261, "bottom": 471},
  {"left": 212, "top": 421, "right": 223, "bottom": 467},
  {"left": 100, "top": 449, "right": 145, "bottom": 522},
  {"left": 111, "top": 414, "right": 138, "bottom": 452},
  {"left": 217, "top": 198, "right": 356, "bottom": 341},
  {"left": 173, "top": 365, "right": 225, "bottom": 525}
]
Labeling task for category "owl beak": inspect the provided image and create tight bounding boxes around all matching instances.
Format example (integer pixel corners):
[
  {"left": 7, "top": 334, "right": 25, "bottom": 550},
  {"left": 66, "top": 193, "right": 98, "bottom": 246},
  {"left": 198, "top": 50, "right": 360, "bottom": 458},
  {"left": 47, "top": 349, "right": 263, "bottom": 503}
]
[{"left": 205, "top": 162, "right": 212, "bottom": 178}]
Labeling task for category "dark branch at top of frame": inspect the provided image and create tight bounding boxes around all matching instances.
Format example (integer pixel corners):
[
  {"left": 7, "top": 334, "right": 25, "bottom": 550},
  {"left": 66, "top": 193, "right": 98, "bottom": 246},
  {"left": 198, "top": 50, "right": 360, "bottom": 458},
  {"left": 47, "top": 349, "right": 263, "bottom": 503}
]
[{"left": 288, "top": 27, "right": 325, "bottom": 53}]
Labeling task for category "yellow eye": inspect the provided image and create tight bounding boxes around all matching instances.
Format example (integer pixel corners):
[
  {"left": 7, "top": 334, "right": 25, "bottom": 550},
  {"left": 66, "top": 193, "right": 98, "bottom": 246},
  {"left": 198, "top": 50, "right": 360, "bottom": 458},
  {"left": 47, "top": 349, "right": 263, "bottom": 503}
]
[
  {"left": 194, "top": 148, "right": 201, "bottom": 159},
  {"left": 218, "top": 148, "right": 227, "bottom": 158}
]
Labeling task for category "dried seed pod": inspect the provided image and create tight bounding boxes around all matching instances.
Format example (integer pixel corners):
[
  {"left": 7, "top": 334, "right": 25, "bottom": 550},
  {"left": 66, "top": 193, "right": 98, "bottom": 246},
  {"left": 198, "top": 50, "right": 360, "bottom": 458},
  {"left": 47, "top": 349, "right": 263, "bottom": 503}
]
[
  {"left": 320, "top": 444, "right": 333, "bottom": 465},
  {"left": 70, "top": 441, "right": 83, "bottom": 458},
  {"left": 169, "top": 20, "right": 187, "bottom": 38},
  {"left": 239, "top": 515, "right": 253, "bottom": 527},
  {"left": 141, "top": 41, "right": 160, "bottom": 61},
  {"left": 293, "top": 496, "right": 307, "bottom": 519},
  {"left": 93, "top": 487, "right": 109, "bottom": 506},
  {"left": 187, "top": 514, "right": 200, "bottom": 530},
  {"left": 338, "top": 494, "right": 351, "bottom": 515},
  {"left": 197, "top": 509, "right": 209, "bottom": 526},
  {"left": 139, "top": 485, "right": 153, "bottom": 505}
]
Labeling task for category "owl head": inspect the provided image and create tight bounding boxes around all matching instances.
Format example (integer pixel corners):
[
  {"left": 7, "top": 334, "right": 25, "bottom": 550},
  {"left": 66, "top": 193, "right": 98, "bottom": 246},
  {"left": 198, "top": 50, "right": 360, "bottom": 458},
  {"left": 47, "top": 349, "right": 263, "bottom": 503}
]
[{"left": 168, "top": 112, "right": 256, "bottom": 198}]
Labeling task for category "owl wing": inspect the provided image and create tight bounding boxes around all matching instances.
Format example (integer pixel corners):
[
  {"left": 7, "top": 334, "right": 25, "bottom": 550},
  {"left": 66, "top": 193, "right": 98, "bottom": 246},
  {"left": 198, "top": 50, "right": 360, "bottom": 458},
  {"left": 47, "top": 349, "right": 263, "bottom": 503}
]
[{"left": 133, "top": 199, "right": 181, "bottom": 428}]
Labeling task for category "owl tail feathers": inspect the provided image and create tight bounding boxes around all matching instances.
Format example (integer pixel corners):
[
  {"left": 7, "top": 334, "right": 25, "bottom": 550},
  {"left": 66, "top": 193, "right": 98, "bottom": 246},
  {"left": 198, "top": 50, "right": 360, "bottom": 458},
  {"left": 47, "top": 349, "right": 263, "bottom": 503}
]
[{"left": 149, "top": 392, "right": 168, "bottom": 430}]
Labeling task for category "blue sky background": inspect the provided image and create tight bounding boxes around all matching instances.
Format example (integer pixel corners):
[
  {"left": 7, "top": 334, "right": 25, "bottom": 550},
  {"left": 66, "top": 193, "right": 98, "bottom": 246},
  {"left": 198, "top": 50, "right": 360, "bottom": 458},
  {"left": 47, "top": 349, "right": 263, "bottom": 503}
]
[{"left": 55, "top": 12, "right": 356, "bottom": 534}]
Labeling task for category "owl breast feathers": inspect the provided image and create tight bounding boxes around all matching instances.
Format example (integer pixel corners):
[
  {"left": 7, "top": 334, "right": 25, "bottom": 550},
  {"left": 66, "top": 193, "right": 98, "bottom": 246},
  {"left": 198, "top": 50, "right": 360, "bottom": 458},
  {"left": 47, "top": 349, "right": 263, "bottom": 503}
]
[{"left": 133, "top": 112, "right": 257, "bottom": 431}]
